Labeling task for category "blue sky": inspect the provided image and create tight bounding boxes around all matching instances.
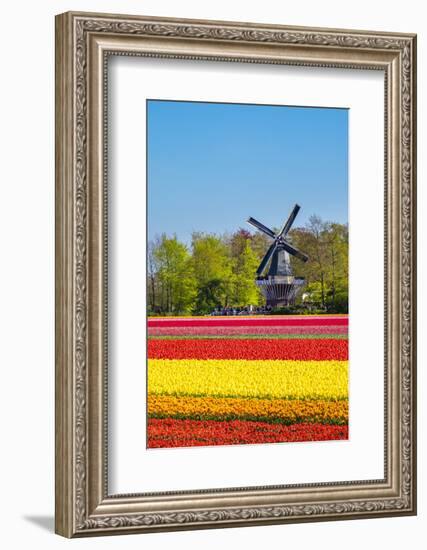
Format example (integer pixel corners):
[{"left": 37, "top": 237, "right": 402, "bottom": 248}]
[{"left": 147, "top": 100, "right": 348, "bottom": 244}]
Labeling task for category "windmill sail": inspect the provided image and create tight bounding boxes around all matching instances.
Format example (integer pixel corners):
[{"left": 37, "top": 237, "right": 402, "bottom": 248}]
[
  {"left": 256, "top": 242, "right": 277, "bottom": 275},
  {"left": 247, "top": 217, "right": 276, "bottom": 239},
  {"left": 278, "top": 204, "right": 300, "bottom": 237}
]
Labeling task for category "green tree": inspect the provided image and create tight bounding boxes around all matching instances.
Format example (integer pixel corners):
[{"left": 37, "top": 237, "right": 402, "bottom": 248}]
[
  {"left": 323, "top": 222, "right": 348, "bottom": 312},
  {"left": 231, "top": 239, "right": 261, "bottom": 306},
  {"left": 153, "top": 234, "right": 195, "bottom": 314},
  {"left": 191, "top": 233, "right": 234, "bottom": 314},
  {"left": 289, "top": 216, "right": 348, "bottom": 313},
  {"left": 147, "top": 237, "right": 161, "bottom": 313},
  {"left": 306, "top": 215, "right": 328, "bottom": 307},
  {"left": 230, "top": 233, "right": 261, "bottom": 307}
]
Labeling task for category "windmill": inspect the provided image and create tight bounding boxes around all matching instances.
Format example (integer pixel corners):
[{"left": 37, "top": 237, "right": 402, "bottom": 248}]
[{"left": 247, "top": 204, "right": 309, "bottom": 308}]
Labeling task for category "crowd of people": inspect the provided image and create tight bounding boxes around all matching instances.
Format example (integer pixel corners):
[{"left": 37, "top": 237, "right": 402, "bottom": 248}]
[{"left": 210, "top": 305, "right": 273, "bottom": 316}]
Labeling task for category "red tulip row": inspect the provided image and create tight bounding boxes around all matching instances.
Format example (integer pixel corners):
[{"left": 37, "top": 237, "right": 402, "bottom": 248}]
[
  {"left": 148, "top": 338, "right": 348, "bottom": 361},
  {"left": 147, "top": 418, "right": 348, "bottom": 448}
]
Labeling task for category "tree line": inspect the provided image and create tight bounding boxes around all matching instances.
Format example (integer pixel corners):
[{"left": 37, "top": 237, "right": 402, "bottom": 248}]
[{"left": 147, "top": 215, "right": 348, "bottom": 316}]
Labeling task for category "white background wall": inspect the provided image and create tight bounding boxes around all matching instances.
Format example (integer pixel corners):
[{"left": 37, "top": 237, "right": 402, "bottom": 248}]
[{"left": 0, "top": 1, "right": 424, "bottom": 548}]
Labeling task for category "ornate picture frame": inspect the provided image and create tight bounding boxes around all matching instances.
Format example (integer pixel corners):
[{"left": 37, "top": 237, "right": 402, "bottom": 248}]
[{"left": 55, "top": 11, "right": 417, "bottom": 537}]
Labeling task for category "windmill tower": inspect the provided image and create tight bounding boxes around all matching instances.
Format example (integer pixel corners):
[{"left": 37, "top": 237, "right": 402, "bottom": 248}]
[{"left": 247, "top": 204, "right": 309, "bottom": 308}]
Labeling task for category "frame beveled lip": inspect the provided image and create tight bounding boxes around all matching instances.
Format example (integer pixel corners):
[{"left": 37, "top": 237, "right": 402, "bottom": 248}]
[{"left": 55, "top": 11, "right": 416, "bottom": 538}]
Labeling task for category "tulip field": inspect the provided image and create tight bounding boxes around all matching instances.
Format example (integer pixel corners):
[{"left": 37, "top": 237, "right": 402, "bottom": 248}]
[{"left": 147, "top": 315, "right": 349, "bottom": 448}]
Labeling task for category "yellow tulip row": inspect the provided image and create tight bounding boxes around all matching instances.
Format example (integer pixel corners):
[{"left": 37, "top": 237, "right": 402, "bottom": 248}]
[
  {"left": 148, "top": 394, "right": 348, "bottom": 423},
  {"left": 148, "top": 359, "right": 348, "bottom": 400}
]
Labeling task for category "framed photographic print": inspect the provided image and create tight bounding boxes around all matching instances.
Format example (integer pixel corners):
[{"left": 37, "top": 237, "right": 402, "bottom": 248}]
[{"left": 55, "top": 11, "right": 417, "bottom": 537}]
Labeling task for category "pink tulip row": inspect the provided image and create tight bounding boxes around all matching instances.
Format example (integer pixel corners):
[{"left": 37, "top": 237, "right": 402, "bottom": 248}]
[
  {"left": 148, "top": 324, "right": 348, "bottom": 336},
  {"left": 148, "top": 316, "right": 348, "bottom": 328}
]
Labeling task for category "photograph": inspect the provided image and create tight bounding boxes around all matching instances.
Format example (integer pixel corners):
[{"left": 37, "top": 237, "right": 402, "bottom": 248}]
[{"left": 146, "top": 100, "right": 349, "bottom": 449}]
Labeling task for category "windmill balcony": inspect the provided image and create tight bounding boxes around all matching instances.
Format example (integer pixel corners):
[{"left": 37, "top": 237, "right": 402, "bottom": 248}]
[{"left": 256, "top": 275, "right": 306, "bottom": 307}]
